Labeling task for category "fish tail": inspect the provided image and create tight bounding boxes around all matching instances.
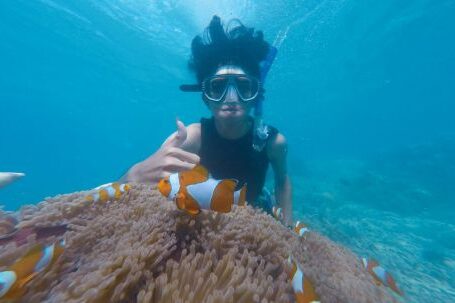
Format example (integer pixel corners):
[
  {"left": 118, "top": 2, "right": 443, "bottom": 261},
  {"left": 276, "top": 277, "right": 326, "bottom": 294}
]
[
  {"left": 211, "top": 180, "right": 236, "bottom": 213},
  {"left": 122, "top": 184, "right": 131, "bottom": 192},
  {"left": 387, "top": 273, "right": 403, "bottom": 296}
]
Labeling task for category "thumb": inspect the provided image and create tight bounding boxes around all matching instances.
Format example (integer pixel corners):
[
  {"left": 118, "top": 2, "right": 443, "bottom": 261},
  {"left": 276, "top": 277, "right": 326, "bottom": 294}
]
[{"left": 166, "top": 118, "right": 187, "bottom": 148}]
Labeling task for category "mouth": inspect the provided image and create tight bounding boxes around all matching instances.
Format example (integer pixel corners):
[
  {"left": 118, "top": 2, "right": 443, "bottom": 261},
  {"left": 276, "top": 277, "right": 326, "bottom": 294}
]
[{"left": 221, "top": 107, "right": 239, "bottom": 112}]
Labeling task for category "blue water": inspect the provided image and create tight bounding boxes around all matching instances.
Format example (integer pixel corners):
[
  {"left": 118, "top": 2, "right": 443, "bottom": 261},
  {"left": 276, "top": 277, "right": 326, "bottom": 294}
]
[{"left": 1, "top": 1, "right": 454, "bottom": 302}]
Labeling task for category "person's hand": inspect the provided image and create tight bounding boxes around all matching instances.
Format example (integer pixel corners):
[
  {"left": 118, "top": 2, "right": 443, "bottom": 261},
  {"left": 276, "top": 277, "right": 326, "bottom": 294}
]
[{"left": 126, "top": 119, "right": 200, "bottom": 184}]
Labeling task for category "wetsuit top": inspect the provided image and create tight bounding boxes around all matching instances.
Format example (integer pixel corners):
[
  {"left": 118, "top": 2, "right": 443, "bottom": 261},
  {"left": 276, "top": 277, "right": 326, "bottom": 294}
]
[{"left": 199, "top": 117, "right": 278, "bottom": 204}]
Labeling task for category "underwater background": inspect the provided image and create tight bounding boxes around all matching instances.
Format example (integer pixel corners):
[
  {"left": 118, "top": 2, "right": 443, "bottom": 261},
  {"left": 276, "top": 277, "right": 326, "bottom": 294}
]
[{"left": 0, "top": 0, "right": 454, "bottom": 302}]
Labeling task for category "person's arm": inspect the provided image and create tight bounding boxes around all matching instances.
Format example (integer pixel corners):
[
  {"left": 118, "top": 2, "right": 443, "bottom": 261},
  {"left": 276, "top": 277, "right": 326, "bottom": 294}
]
[
  {"left": 121, "top": 120, "right": 201, "bottom": 184},
  {"left": 267, "top": 133, "right": 293, "bottom": 225}
]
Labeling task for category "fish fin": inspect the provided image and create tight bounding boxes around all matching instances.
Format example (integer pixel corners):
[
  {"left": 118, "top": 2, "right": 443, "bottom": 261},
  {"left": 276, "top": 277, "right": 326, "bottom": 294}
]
[
  {"left": 157, "top": 178, "right": 172, "bottom": 197},
  {"left": 184, "top": 199, "right": 201, "bottom": 215},
  {"left": 178, "top": 187, "right": 201, "bottom": 215},
  {"left": 211, "top": 179, "right": 237, "bottom": 213},
  {"left": 175, "top": 192, "right": 186, "bottom": 210},
  {"left": 294, "top": 292, "right": 306, "bottom": 303},
  {"left": 192, "top": 165, "right": 209, "bottom": 179},
  {"left": 179, "top": 165, "right": 209, "bottom": 185},
  {"left": 295, "top": 291, "right": 319, "bottom": 303},
  {"left": 302, "top": 276, "right": 319, "bottom": 302}
]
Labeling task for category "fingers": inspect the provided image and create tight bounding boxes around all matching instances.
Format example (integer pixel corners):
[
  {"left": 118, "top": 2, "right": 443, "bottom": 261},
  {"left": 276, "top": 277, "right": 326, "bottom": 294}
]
[
  {"left": 168, "top": 147, "right": 200, "bottom": 164},
  {"left": 174, "top": 118, "right": 187, "bottom": 147},
  {"left": 165, "top": 158, "right": 197, "bottom": 172},
  {"left": 162, "top": 118, "right": 187, "bottom": 148},
  {"left": 129, "top": 158, "right": 196, "bottom": 184}
]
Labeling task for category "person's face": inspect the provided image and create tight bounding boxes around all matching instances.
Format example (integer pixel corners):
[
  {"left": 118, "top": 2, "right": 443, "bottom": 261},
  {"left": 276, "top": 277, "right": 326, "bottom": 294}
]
[{"left": 204, "top": 65, "right": 255, "bottom": 122}]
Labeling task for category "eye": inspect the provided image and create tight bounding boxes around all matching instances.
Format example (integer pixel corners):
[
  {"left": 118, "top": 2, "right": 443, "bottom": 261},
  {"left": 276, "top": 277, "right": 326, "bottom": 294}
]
[
  {"left": 236, "top": 77, "right": 255, "bottom": 97},
  {"left": 210, "top": 78, "right": 226, "bottom": 94}
]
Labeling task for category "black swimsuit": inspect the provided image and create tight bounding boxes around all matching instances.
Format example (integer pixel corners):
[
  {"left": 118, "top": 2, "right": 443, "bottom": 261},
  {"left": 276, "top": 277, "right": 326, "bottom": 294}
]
[{"left": 199, "top": 117, "right": 278, "bottom": 205}]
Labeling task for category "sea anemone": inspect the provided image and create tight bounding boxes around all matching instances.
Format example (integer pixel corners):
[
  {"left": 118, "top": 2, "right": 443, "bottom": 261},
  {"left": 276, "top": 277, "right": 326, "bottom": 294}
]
[{"left": 0, "top": 184, "right": 397, "bottom": 302}]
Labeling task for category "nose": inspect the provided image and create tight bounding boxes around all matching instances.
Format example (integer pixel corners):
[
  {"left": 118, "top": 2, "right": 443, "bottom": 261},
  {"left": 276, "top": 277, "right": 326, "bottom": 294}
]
[{"left": 223, "top": 85, "right": 239, "bottom": 103}]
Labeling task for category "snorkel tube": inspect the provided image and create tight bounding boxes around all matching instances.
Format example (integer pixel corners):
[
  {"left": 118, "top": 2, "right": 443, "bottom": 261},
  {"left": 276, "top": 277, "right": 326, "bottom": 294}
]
[{"left": 253, "top": 46, "right": 278, "bottom": 151}]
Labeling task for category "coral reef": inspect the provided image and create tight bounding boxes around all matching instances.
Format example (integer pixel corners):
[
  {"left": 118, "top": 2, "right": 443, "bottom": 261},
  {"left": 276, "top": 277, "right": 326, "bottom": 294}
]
[
  {"left": 0, "top": 184, "right": 397, "bottom": 302},
  {"left": 0, "top": 211, "right": 17, "bottom": 236}
]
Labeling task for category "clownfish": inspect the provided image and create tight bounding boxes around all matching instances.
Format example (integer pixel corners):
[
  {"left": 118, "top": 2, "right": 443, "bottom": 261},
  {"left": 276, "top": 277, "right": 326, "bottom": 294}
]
[
  {"left": 85, "top": 182, "right": 130, "bottom": 203},
  {"left": 157, "top": 165, "right": 246, "bottom": 215},
  {"left": 362, "top": 257, "right": 403, "bottom": 296},
  {"left": 272, "top": 206, "right": 283, "bottom": 221},
  {"left": 294, "top": 221, "right": 309, "bottom": 237},
  {"left": 0, "top": 239, "right": 65, "bottom": 300},
  {"left": 288, "top": 256, "right": 320, "bottom": 303}
]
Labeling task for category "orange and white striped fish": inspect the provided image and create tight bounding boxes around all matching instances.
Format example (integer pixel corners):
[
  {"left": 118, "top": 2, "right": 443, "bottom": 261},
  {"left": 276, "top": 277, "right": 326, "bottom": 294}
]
[
  {"left": 294, "top": 221, "right": 310, "bottom": 237},
  {"left": 362, "top": 257, "right": 403, "bottom": 296},
  {"left": 85, "top": 182, "right": 130, "bottom": 203},
  {"left": 288, "top": 256, "right": 320, "bottom": 303},
  {"left": 272, "top": 206, "right": 283, "bottom": 221},
  {"left": 0, "top": 239, "right": 65, "bottom": 300},
  {"left": 157, "top": 165, "right": 246, "bottom": 215}
]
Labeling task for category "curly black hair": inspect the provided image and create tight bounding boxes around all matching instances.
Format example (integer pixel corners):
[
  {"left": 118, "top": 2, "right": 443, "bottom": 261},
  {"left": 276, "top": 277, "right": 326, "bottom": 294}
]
[{"left": 189, "top": 16, "right": 271, "bottom": 83}]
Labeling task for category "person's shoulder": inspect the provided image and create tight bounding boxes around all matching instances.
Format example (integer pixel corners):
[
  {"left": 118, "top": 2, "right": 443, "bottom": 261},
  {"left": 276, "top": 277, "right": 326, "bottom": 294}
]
[{"left": 266, "top": 131, "right": 287, "bottom": 160}]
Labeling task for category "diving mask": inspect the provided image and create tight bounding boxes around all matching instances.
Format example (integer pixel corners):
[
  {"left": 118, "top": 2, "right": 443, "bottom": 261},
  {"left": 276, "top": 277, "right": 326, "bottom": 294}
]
[{"left": 202, "top": 74, "right": 260, "bottom": 102}]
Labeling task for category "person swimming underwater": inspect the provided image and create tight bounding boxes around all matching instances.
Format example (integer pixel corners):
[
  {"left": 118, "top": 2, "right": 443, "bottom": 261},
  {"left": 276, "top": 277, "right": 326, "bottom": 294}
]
[{"left": 121, "top": 16, "right": 292, "bottom": 224}]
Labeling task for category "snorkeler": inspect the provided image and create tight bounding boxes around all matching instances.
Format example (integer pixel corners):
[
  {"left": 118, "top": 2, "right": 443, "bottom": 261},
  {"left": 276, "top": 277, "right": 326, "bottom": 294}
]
[{"left": 122, "top": 16, "right": 292, "bottom": 224}]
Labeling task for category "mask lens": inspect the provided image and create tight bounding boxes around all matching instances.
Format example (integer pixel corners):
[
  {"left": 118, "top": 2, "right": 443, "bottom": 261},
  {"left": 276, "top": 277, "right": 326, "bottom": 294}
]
[
  {"left": 235, "top": 76, "right": 258, "bottom": 100},
  {"left": 202, "top": 75, "right": 259, "bottom": 102},
  {"left": 205, "top": 77, "right": 228, "bottom": 100}
]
